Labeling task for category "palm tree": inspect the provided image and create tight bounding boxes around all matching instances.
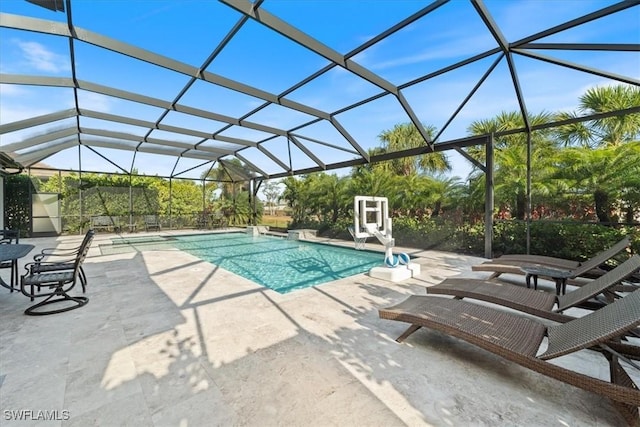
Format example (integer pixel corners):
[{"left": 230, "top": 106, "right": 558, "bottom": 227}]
[
  {"left": 554, "top": 84, "right": 640, "bottom": 148},
  {"left": 281, "top": 176, "right": 309, "bottom": 224},
  {"left": 377, "top": 122, "right": 451, "bottom": 175},
  {"left": 350, "top": 168, "right": 396, "bottom": 200},
  {"left": 551, "top": 85, "right": 640, "bottom": 222},
  {"left": 467, "top": 111, "right": 558, "bottom": 219},
  {"left": 423, "top": 175, "right": 465, "bottom": 218},
  {"left": 307, "top": 173, "right": 350, "bottom": 224},
  {"left": 209, "top": 160, "right": 249, "bottom": 200},
  {"left": 552, "top": 142, "right": 640, "bottom": 223}
]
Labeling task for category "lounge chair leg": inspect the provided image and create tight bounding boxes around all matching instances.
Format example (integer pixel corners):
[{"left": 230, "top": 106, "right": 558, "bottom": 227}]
[
  {"left": 396, "top": 324, "right": 422, "bottom": 343},
  {"left": 608, "top": 354, "right": 640, "bottom": 426}
]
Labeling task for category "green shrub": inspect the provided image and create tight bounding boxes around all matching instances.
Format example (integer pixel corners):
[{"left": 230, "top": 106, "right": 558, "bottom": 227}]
[
  {"left": 492, "top": 220, "right": 633, "bottom": 261},
  {"left": 299, "top": 217, "right": 637, "bottom": 260}
]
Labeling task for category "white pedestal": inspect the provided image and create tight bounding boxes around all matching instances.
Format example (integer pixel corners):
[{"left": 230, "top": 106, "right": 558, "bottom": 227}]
[
  {"left": 407, "top": 262, "right": 421, "bottom": 277},
  {"left": 287, "top": 229, "right": 317, "bottom": 240},
  {"left": 247, "top": 226, "right": 270, "bottom": 236},
  {"left": 369, "top": 262, "right": 421, "bottom": 282}
]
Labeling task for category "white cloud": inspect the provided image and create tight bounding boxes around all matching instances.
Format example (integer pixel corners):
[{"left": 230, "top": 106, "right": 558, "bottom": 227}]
[
  {"left": 367, "top": 33, "right": 496, "bottom": 71},
  {"left": 76, "top": 91, "right": 113, "bottom": 112},
  {"left": 16, "top": 40, "right": 69, "bottom": 73},
  {"left": 0, "top": 83, "right": 28, "bottom": 98},
  {"left": 0, "top": 104, "right": 52, "bottom": 128}
]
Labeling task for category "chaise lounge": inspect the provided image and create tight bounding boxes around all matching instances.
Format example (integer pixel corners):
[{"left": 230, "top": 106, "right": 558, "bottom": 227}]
[
  {"left": 378, "top": 289, "right": 640, "bottom": 426},
  {"left": 472, "top": 236, "right": 632, "bottom": 287},
  {"left": 427, "top": 254, "right": 640, "bottom": 323}
]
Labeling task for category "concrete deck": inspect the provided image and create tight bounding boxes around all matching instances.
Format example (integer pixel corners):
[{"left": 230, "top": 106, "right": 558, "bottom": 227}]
[{"left": 0, "top": 230, "right": 635, "bottom": 426}]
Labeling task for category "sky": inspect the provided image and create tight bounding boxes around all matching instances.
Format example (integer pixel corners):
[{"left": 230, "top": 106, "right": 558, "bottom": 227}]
[{"left": 0, "top": 0, "right": 639, "bottom": 188}]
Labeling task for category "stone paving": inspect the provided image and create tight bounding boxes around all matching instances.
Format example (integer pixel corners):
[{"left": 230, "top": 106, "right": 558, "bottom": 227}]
[{"left": 0, "top": 230, "right": 634, "bottom": 426}]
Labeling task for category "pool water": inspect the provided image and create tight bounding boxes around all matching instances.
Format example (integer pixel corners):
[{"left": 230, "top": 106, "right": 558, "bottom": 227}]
[{"left": 172, "top": 233, "right": 384, "bottom": 293}]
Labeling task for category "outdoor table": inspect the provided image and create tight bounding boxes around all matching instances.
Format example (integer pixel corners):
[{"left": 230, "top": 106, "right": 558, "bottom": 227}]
[
  {"left": 520, "top": 264, "right": 573, "bottom": 296},
  {"left": 0, "top": 244, "right": 35, "bottom": 292}
]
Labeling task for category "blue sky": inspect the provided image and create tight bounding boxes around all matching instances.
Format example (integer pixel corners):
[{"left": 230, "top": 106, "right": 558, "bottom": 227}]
[{"left": 1, "top": 0, "right": 638, "bottom": 185}]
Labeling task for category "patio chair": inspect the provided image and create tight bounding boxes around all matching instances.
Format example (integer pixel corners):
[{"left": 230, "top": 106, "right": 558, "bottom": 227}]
[
  {"left": 144, "top": 214, "right": 161, "bottom": 232},
  {"left": 0, "top": 228, "right": 19, "bottom": 244},
  {"left": 427, "top": 254, "right": 640, "bottom": 323},
  {"left": 91, "top": 215, "right": 120, "bottom": 233},
  {"left": 20, "top": 230, "right": 94, "bottom": 315},
  {"left": 0, "top": 229, "right": 20, "bottom": 289},
  {"left": 29, "top": 230, "right": 94, "bottom": 293},
  {"left": 378, "top": 289, "right": 640, "bottom": 426},
  {"left": 472, "top": 236, "right": 632, "bottom": 285}
]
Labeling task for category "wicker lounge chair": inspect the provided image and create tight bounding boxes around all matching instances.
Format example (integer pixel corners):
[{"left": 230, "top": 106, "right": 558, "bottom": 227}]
[
  {"left": 427, "top": 254, "right": 640, "bottom": 323},
  {"left": 378, "top": 289, "right": 640, "bottom": 425},
  {"left": 472, "top": 236, "right": 631, "bottom": 285}
]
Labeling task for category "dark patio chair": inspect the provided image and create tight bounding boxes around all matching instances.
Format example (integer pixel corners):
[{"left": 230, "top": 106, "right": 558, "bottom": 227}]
[
  {"left": 29, "top": 230, "right": 94, "bottom": 293},
  {"left": 0, "top": 228, "right": 19, "bottom": 244},
  {"left": 20, "top": 230, "right": 94, "bottom": 315},
  {"left": 144, "top": 215, "right": 161, "bottom": 232},
  {"left": 0, "top": 229, "right": 20, "bottom": 289}
]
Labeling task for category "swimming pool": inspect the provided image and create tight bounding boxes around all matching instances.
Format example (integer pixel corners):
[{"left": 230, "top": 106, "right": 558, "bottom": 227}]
[{"left": 171, "top": 232, "right": 384, "bottom": 293}]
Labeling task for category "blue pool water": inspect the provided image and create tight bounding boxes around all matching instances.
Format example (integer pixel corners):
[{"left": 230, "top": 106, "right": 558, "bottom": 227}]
[{"left": 172, "top": 232, "right": 384, "bottom": 293}]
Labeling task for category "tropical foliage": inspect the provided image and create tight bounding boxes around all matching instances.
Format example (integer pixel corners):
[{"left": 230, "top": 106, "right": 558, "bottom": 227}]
[
  {"left": 278, "top": 84, "right": 640, "bottom": 256},
  {"left": 3, "top": 84, "right": 638, "bottom": 257},
  {"left": 5, "top": 160, "right": 264, "bottom": 234}
]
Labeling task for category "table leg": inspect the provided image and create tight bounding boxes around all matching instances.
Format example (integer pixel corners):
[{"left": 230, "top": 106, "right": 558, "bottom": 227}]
[
  {"left": 551, "top": 277, "right": 568, "bottom": 295},
  {"left": 525, "top": 274, "right": 539, "bottom": 290},
  {"left": 11, "top": 259, "right": 18, "bottom": 292},
  {"left": 0, "top": 262, "right": 16, "bottom": 291}
]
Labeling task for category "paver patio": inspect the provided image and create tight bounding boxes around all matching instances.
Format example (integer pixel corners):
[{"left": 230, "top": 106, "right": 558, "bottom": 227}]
[{"left": 0, "top": 230, "right": 635, "bottom": 426}]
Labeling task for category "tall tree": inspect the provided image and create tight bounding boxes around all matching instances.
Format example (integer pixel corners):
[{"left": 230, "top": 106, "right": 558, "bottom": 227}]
[
  {"left": 377, "top": 122, "right": 451, "bottom": 175},
  {"left": 554, "top": 84, "right": 640, "bottom": 148},
  {"left": 423, "top": 175, "right": 465, "bottom": 218},
  {"left": 262, "top": 180, "right": 281, "bottom": 215},
  {"left": 281, "top": 176, "right": 310, "bottom": 224},
  {"left": 467, "top": 111, "right": 558, "bottom": 220},
  {"left": 551, "top": 84, "right": 640, "bottom": 222},
  {"left": 552, "top": 142, "right": 640, "bottom": 223},
  {"left": 307, "top": 173, "right": 351, "bottom": 224}
]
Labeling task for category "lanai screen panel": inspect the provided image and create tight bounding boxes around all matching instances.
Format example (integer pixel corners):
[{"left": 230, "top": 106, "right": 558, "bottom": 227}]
[{"left": 0, "top": 0, "right": 638, "bottom": 180}]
